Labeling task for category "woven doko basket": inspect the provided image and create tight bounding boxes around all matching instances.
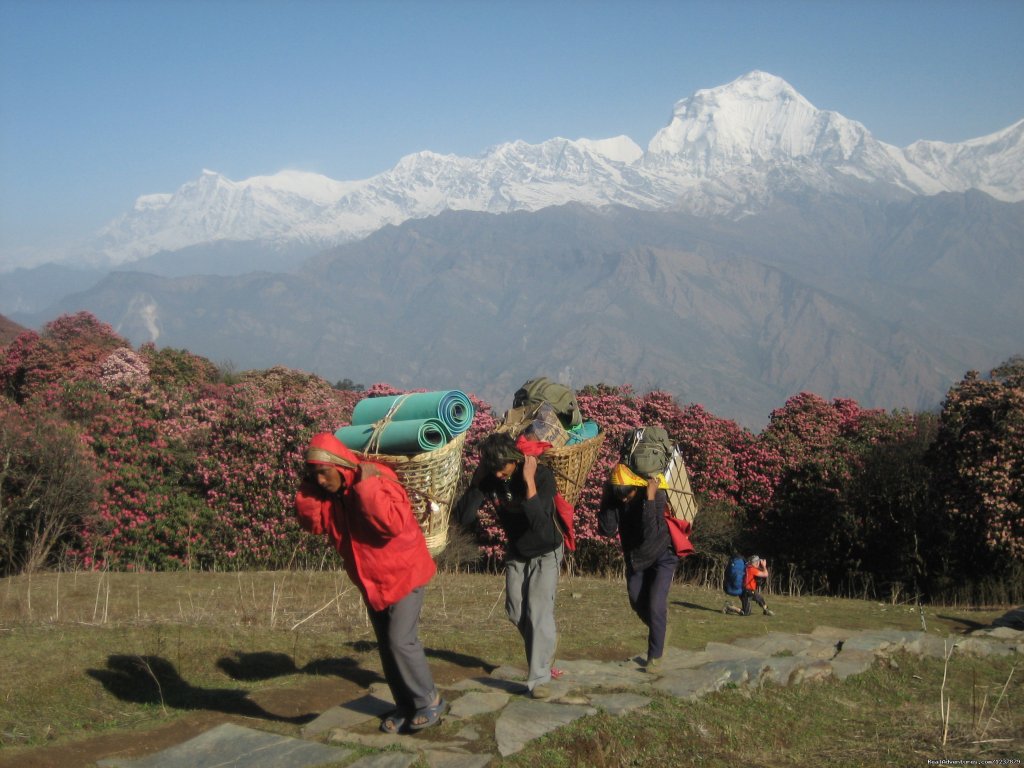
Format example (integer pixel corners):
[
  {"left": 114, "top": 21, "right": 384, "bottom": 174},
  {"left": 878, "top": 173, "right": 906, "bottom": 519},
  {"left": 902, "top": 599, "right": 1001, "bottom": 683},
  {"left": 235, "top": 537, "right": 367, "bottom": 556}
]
[
  {"left": 664, "top": 449, "right": 699, "bottom": 524},
  {"left": 539, "top": 432, "right": 605, "bottom": 507},
  {"left": 354, "top": 431, "right": 466, "bottom": 556}
]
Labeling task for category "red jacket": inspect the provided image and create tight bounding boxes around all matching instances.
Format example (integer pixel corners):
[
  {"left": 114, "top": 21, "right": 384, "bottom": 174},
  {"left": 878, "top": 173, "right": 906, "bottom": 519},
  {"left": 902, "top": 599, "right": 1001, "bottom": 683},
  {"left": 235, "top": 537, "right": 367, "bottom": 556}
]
[
  {"left": 744, "top": 563, "right": 767, "bottom": 592},
  {"left": 295, "top": 437, "right": 435, "bottom": 611}
]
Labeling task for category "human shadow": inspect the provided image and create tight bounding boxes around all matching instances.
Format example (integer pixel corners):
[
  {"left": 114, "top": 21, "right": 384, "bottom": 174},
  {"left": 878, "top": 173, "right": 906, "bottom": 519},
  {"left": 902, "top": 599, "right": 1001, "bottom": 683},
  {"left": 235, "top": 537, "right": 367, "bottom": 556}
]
[
  {"left": 936, "top": 614, "right": 989, "bottom": 631},
  {"left": 345, "top": 640, "right": 495, "bottom": 673},
  {"left": 217, "top": 641, "right": 495, "bottom": 684},
  {"left": 425, "top": 646, "right": 496, "bottom": 673},
  {"left": 216, "top": 650, "right": 382, "bottom": 688},
  {"left": 87, "top": 655, "right": 316, "bottom": 724},
  {"left": 673, "top": 600, "right": 724, "bottom": 613}
]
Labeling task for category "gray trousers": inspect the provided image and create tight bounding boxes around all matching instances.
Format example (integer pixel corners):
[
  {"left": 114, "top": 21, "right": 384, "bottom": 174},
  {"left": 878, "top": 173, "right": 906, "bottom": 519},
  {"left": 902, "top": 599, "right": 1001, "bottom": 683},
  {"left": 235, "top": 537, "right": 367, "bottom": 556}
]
[
  {"left": 367, "top": 586, "right": 436, "bottom": 712},
  {"left": 505, "top": 545, "right": 563, "bottom": 690}
]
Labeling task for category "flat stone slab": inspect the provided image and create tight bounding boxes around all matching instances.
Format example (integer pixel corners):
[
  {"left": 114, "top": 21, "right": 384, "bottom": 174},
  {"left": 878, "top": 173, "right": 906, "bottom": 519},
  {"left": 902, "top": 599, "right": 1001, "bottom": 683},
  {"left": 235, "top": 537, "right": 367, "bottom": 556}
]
[
  {"left": 97, "top": 723, "right": 352, "bottom": 768},
  {"left": 809, "top": 625, "right": 852, "bottom": 642},
  {"left": 656, "top": 643, "right": 764, "bottom": 672},
  {"left": 981, "top": 626, "right": 1024, "bottom": 640},
  {"left": 783, "top": 659, "right": 835, "bottom": 685},
  {"left": 829, "top": 648, "right": 876, "bottom": 680},
  {"left": 495, "top": 698, "right": 596, "bottom": 756},
  {"left": 841, "top": 629, "right": 929, "bottom": 654},
  {"left": 653, "top": 664, "right": 736, "bottom": 701},
  {"left": 556, "top": 657, "right": 651, "bottom": 687},
  {"left": 731, "top": 631, "right": 835, "bottom": 659},
  {"left": 953, "top": 636, "right": 1014, "bottom": 657},
  {"left": 449, "top": 689, "right": 512, "bottom": 718},
  {"left": 302, "top": 693, "right": 395, "bottom": 737}
]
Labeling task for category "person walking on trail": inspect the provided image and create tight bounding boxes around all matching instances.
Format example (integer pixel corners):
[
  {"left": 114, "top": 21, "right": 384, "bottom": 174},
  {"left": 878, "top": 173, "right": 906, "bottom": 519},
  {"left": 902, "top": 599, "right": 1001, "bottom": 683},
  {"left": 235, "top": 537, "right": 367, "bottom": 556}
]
[
  {"left": 294, "top": 432, "right": 447, "bottom": 734},
  {"left": 598, "top": 463, "right": 679, "bottom": 671},
  {"left": 453, "top": 432, "right": 563, "bottom": 700},
  {"left": 725, "top": 555, "right": 775, "bottom": 616}
]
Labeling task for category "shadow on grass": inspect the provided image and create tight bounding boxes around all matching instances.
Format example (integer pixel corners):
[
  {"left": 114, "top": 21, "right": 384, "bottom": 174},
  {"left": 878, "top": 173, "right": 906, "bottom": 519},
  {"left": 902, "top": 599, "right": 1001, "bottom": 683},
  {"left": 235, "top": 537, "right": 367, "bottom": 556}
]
[
  {"left": 673, "top": 600, "right": 723, "bottom": 613},
  {"left": 936, "top": 614, "right": 990, "bottom": 631},
  {"left": 425, "top": 646, "right": 497, "bottom": 672},
  {"left": 203, "top": 642, "right": 496, "bottom": 696},
  {"left": 87, "top": 655, "right": 317, "bottom": 724},
  {"left": 341, "top": 639, "right": 495, "bottom": 673},
  {"left": 216, "top": 650, "right": 383, "bottom": 688}
]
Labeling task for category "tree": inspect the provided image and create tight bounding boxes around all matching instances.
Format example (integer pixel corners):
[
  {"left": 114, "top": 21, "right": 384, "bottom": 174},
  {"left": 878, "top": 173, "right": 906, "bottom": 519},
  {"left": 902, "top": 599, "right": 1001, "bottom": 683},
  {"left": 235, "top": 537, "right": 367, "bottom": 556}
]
[
  {"left": 756, "top": 393, "right": 881, "bottom": 590},
  {"left": 0, "top": 403, "right": 100, "bottom": 574},
  {"left": 333, "top": 378, "right": 365, "bottom": 392},
  {"left": 931, "top": 357, "right": 1024, "bottom": 574},
  {"left": 0, "top": 312, "right": 124, "bottom": 404},
  {"left": 846, "top": 411, "right": 946, "bottom": 599}
]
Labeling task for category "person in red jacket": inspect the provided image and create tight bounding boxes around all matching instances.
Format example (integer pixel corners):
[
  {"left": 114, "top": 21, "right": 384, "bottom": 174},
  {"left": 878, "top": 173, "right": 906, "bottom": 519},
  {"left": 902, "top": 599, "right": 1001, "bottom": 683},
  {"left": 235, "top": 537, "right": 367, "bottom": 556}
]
[
  {"left": 741, "top": 555, "right": 774, "bottom": 616},
  {"left": 295, "top": 432, "right": 447, "bottom": 734}
]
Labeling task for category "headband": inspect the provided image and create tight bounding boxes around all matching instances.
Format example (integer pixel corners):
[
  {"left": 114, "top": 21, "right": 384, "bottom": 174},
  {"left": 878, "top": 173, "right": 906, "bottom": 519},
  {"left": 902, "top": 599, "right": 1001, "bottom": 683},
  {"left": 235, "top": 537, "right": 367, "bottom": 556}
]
[{"left": 305, "top": 446, "right": 358, "bottom": 469}]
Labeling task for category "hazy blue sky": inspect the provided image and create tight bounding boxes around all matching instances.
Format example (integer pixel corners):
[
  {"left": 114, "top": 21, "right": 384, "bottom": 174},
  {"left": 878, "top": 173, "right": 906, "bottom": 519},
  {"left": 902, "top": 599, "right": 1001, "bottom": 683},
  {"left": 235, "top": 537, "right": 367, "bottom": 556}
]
[{"left": 1, "top": 0, "right": 1022, "bottom": 266}]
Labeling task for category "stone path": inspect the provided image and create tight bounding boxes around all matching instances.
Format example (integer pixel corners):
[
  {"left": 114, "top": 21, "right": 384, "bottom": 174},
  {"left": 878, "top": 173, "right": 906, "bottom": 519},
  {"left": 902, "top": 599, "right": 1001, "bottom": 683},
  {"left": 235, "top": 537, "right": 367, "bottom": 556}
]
[{"left": 96, "top": 621, "right": 1023, "bottom": 768}]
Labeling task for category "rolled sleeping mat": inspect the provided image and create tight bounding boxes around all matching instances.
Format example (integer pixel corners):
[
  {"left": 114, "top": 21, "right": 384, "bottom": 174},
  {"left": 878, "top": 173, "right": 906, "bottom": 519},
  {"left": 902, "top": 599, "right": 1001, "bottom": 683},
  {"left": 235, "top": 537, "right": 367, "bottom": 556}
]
[
  {"left": 350, "top": 390, "right": 475, "bottom": 436},
  {"left": 335, "top": 418, "right": 450, "bottom": 454}
]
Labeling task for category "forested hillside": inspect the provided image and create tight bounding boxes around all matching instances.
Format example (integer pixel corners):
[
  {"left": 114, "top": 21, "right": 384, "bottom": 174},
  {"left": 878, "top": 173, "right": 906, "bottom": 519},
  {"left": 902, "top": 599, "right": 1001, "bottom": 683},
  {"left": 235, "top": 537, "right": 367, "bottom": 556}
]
[{"left": 1, "top": 312, "right": 1021, "bottom": 603}]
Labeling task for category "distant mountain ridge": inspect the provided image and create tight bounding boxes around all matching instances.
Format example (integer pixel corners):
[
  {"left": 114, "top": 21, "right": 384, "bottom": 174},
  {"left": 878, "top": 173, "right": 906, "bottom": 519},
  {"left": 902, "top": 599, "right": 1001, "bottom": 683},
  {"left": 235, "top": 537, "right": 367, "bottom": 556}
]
[
  {"left": 4, "top": 71, "right": 1022, "bottom": 429},
  {"left": 80, "top": 70, "right": 1024, "bottom": 266},
  {"left": 22, "top": 192, "right": 1023, "bottom": 428},
  {"left": 0, "top": 313, "right": 27, "bottom": 347}
]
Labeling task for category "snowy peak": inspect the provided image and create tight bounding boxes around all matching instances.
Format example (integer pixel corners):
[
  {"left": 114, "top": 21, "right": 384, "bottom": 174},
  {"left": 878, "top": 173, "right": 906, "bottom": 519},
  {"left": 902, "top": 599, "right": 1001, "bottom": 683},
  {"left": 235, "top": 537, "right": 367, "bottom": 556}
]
[
  {"left": 646, "top": 71, "right": 874, "bottom": 172},
  {"left": 900, "top": 118, "right": 1024, "bottom": 201},
  {"left": 82, "top": 70, "right": 1024, "bottom": 265},
  {"left": 575, "top": 136, "right": 644, "bottom": 163}
]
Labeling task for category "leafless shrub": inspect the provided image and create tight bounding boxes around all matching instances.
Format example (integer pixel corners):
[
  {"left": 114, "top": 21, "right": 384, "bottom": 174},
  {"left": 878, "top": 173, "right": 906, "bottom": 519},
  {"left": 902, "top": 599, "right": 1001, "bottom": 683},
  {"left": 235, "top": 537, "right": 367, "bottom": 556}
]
[{"left": 0, "top": 410, "right": 100, "bottom": 575}]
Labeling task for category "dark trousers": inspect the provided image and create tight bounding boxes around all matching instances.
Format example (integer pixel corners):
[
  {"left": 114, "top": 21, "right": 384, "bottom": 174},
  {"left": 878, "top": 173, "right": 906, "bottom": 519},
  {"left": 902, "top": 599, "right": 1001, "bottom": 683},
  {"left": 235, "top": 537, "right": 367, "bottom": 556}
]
[
  {"left": 626, "top": 548, "right": 679, "bottom": 661},
  {"left": 741, "top": 589, "right": 767, "bottom": 615},
  {"left": 367, "top": 586, "right": 436, "bottom": 712}
]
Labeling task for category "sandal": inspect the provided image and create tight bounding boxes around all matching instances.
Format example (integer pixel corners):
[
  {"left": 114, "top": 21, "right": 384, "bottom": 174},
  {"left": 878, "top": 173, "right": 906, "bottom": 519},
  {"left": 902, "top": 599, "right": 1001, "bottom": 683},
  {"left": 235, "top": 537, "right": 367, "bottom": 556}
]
[
  {"left": 409, "top": 697, "right": 449, "bottom": 732},
  {"left": 379, "top": 709, "right": 408, "bottom": 735}
]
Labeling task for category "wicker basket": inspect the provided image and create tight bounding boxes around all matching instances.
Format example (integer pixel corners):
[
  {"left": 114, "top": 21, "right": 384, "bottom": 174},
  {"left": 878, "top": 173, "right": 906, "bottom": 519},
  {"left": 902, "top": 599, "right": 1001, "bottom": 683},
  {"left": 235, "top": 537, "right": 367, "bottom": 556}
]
[
  {"left": 664, "top": 448, "right": 699, "bottom": 523},
  {"left": 354, "top": 432, "right": 466, "bottom": 556},
  {"left": 539, "top": 432, "right": 605, "bottom": 507}
]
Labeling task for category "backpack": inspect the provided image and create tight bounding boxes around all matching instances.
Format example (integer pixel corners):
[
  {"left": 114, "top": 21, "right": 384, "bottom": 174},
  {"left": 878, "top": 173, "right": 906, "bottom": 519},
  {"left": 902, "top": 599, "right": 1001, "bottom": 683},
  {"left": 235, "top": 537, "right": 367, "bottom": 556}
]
[
  {"left": 723, "top": 556, "right": 746, "bottom": 596},
  {"left": 513, "top": 377, "right": 582, "bottom": 429},
  {"left": 623, "top": 426, "right": 674, "bottom": 477}
]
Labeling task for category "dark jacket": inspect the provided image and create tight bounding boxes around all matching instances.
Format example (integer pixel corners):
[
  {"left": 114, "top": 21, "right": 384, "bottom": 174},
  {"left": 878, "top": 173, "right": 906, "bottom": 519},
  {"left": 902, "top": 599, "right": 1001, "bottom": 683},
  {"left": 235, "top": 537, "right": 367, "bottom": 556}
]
[
  {"left": 454, "top": 462, "right": 562, "bottom": 560},
  {"left": 598, "top": 484, "right": 673, "bottom": 572}
]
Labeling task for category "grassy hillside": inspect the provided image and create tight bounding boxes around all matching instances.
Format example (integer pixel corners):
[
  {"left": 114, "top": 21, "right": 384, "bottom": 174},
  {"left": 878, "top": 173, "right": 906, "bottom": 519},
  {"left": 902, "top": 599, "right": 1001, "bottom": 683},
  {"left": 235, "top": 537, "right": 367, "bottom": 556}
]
[{"left": 0, "top": 570, "right": 1019, "bottom": 767}]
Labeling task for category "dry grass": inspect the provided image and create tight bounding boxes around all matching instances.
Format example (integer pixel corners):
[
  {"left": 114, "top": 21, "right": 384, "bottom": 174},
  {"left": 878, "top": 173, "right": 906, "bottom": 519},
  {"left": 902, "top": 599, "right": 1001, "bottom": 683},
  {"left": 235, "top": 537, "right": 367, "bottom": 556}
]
[{"left": 0, "top": 569, "right": 1020, "bottom": 766}]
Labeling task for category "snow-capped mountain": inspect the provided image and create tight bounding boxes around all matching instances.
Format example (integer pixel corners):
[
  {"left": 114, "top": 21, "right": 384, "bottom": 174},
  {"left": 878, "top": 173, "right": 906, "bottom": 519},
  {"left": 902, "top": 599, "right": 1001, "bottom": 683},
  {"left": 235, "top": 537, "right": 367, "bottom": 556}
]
[{"left": 86, "top": 70, "right": 1024, "bottom": 265}]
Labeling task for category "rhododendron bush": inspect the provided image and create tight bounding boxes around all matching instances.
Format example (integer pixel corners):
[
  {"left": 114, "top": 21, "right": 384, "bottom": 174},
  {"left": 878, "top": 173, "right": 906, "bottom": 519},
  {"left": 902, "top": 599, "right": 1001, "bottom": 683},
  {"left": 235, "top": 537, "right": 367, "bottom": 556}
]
[
  {"left": 193, "top": 367, "right": 359, "bottom": 568},
  {"left": 1, "top": 313, "right": 1021, "bottom": 600},
  {"left": 931, "top": 359, "right": 1024, "bottom": 568}
]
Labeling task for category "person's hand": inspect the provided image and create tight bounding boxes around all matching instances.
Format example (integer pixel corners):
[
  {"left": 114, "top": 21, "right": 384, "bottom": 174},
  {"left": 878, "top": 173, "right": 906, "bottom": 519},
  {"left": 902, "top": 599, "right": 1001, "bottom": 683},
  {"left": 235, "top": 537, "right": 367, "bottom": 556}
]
[
  {"left": 522, "top": 455, "right": 537, "bottom": 482},
  {"left": 359, "top": 463, "right": 380, "bottom": 481},
  {"left": 646, "top": 476, "right": 659, "bottom": 501}
]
